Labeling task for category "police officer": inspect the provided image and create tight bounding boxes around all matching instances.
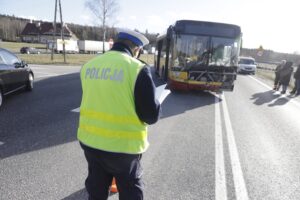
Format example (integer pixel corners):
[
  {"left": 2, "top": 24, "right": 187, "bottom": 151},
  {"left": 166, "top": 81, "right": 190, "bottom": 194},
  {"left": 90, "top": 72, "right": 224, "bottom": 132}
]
[{"left": 78, "top": 29, "right": 161, "bottom": 200}]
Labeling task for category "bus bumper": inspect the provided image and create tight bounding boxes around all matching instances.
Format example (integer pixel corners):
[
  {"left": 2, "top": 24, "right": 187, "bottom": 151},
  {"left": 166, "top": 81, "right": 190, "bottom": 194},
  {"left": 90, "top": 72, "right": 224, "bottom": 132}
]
[{"left": 168, "top": 79, "right": 233, "bottom": 92}]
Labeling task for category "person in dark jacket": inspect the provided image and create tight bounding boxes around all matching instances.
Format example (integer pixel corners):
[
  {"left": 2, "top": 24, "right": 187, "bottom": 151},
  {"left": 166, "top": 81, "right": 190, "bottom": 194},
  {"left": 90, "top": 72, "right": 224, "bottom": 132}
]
[
  {"left": 273, "top": 60, "right": 286, "bottom": 90},
  {"left": 278, "top": 61, "right": 293, "bottom": 94},
  {"left": 290, "top": 64, "right": 300, "bottom": 96}
]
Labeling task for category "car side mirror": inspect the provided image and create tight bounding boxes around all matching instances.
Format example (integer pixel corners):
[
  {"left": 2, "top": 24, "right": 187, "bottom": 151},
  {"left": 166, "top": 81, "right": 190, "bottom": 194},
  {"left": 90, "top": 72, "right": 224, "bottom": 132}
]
[
  {"left": 136, "top": 49, "right": 143, "bottom": 59},
  {"left": 14, "top": 62, "right": 22, "bottom": 68},
  {"left": 14, "top": 61, "right": 27, "bottom": 68},
  {"left": 21, "top": 60, "right": 27, "bottom": 67}
]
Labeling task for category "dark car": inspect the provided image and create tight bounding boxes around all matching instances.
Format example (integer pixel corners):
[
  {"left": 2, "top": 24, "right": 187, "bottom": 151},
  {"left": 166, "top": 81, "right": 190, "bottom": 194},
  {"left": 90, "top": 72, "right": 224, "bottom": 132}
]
[
  {"left": 0, "top": 48, "right": 34, "bottom": 108},
  {"left": 20, "top": 47, "right": 41, "bottom": 54}
]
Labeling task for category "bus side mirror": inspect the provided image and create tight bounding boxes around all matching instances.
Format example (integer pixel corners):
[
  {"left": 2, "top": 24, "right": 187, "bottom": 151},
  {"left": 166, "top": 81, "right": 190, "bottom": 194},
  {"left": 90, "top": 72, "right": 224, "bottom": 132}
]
[{"left": 137, "top": 49, "right": 143, "bottom": 59}]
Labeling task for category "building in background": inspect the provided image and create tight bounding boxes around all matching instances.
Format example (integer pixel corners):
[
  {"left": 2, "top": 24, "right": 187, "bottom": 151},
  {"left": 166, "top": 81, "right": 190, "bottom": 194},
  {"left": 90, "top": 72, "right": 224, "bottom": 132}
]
[{"left": 20, "top": 22, "right": 78, "bottom": 44}]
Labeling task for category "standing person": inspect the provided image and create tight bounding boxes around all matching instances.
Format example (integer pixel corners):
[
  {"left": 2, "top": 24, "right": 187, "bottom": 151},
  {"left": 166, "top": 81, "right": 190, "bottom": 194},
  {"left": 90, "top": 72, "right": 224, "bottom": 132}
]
[
  {"left": 78, "top": 29, "right": 161, "bottom": 200},
  {"left": 290, "top": 64, "right": 300, "bottom": 96},
  {"left": 273, "top": 60, "right": 286, "bottom": 90},
  {"left": 278, "top": 61, "right": 293, "bottom": 94}
]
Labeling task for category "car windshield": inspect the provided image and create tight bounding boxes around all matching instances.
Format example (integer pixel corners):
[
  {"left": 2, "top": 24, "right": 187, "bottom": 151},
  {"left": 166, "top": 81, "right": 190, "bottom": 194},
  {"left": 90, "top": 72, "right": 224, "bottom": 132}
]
[
  {"left": 239, "top": 58, "right": 255, "bottom": 65},
  {"left": 0, "top": 49, "right": 20, "bottom": 65}
]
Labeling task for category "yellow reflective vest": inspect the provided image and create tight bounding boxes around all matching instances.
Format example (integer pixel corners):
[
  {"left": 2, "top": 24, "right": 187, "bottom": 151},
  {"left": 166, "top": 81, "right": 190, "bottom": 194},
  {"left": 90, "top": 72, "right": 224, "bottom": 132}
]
[{"left": 77, "top": 51, "right": 148, "bottom": 154}]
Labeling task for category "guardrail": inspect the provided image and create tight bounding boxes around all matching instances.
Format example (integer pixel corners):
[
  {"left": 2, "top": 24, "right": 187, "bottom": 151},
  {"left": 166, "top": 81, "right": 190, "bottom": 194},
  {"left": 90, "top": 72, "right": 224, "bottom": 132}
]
[{"left": 257, "top": 66, "right": 275, "bottom": 71}]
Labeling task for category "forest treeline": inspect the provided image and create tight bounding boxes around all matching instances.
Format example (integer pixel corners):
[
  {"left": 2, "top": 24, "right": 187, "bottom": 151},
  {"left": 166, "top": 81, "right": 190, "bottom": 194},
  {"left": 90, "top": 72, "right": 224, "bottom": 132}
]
[{"left": 0, "top": 14, "right": 158, "bottom": 44}]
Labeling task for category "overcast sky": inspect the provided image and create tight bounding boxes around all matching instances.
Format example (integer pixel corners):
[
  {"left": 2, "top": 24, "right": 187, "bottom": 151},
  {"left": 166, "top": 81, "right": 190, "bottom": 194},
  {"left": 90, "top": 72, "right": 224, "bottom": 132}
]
[{"left": 0, "top": 0, "right": 299, "bottom": 54}]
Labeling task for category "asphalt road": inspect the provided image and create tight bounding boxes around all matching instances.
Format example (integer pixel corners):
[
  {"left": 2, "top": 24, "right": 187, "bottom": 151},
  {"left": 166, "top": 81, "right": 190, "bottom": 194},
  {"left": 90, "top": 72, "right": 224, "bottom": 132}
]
[{"left": 0, "top": 65, "right": 300, "bottom": 200}]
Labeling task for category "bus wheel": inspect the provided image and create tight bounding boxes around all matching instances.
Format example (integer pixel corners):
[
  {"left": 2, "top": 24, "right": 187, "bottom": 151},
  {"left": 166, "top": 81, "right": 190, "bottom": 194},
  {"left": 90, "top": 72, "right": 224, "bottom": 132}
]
[{"left": 0, "top": 88, "right": 3, "bottom": 108}]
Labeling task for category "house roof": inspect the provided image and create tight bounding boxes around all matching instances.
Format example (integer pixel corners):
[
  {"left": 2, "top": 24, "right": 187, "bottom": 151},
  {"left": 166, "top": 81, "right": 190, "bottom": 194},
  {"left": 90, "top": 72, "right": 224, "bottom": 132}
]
[{"left": 21, "top": 22, "right": 73, "bottom": 37}]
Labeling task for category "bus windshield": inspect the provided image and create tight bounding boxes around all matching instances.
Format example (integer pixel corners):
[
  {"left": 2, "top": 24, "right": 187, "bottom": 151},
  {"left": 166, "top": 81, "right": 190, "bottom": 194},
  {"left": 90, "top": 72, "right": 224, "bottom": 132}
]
[
  {"left": 209, "top": 37, "right": 240, "bottom": 67},
  {"left": 173, "top": 34, "right": 209, "bottom": 70},
  {"left": 172, "top": 34, "right": 240, "bottom": 70}
]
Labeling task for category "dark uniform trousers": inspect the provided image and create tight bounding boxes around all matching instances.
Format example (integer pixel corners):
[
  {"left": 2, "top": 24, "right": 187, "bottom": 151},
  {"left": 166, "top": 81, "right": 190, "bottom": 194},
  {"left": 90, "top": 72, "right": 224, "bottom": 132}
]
[{"left": 80, "top": 143, "right": 144, "bottom": 200}]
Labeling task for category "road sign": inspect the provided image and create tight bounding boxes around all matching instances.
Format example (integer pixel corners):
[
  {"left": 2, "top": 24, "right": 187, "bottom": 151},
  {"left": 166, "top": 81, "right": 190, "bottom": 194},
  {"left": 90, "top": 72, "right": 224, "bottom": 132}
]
[{"left": 257, "top": 45, "right": 264, "bottom": 56}]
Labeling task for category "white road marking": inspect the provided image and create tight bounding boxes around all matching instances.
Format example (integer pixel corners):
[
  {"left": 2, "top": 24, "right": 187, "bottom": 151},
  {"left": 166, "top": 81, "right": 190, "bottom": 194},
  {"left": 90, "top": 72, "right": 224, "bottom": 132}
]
[
  {"left": 29, "top": 66, "right": 48, "bottom": 69},
  {"left": 0, "top": 141, "right": 4, "bottom": 146},
  {"left": 71, "top": 85, "right": 170, "bottom": 113},
  {"left": 221, "top": 94, "right": 249, "bottom": 200},
  {"left": 248, "top": 76, "right": 300, "bottom": 107},
  {"left": 35, "top": 75, "right": 58, "bottom": 78},
  {"left": 248, "top": 75, "right": 271, "bottom": 89},
  {"left": 33, "top": 71, "right": 60, "bottom": 78},
  {"left": 35, "top": 73, "right": 72, "bottom": 79},
  {"left": 215, "top": 96, "right": 227, "bottom": 200},
  {"left": 34, "top": 72, "right": 59, "bottom": 75}
]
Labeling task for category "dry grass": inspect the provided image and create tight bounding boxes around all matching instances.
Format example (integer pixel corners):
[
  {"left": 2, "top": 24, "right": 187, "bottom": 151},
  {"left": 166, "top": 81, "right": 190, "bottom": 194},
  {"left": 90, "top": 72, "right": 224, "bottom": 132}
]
[
  {"left": 0, "top": 41, "right": 46, "bottom": 53},
  {"left": 1, "top": 41, "right": 155, "bottom": 65},
  {"left": 256, "top": 68, "right": 296, "bottom": 89},
  {"left": 18, "top": 54, "right": 97, "bottom": 65},
  {"left": 256, "top": 69, "right": 275, "bottom": 81},
  {"left": 139, "top": 54, "right": 154, "bottom": 65},
  {"left": 17, "top": 53, "right": 155, "bottom": 65}
]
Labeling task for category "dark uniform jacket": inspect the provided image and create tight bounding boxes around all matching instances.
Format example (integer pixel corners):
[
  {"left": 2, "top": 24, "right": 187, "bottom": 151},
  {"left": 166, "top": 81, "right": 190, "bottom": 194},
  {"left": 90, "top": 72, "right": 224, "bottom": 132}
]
[
  {"left": 110, "top": 42, "right": 161, "bottom": 125},
  {"left": 279, "top": 62, "right": 293, "bottom": 85},
  {"left": 275, "top": 64, "right": 283, "bottom": 75},
  {"left": 293, "top": 65, "right": 300, "bottom": 80}
]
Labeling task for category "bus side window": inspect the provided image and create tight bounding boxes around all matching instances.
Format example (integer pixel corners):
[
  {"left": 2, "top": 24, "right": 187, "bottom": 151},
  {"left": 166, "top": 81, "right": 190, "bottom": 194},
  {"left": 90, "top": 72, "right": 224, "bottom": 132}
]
[
  {"left": 160, "top": 40, "right": 166, "bottom": 58},
  {"left": 160, "top": 39, "right": 167, "bottom": 73},
  {"left": 155, "top": 40, "right": 163, "bottom": 72}
]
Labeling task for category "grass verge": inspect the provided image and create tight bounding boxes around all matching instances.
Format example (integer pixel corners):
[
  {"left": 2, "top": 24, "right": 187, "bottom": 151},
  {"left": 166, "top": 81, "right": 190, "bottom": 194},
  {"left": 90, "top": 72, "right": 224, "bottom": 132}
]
[
  {"left": 1, "top": 41, "right": 155, "bottom": 65},
  {"left": 17, "top": 53, "right": 154, "bottom": 66},
  {"left": 256, "top": 69, "right": 295, "bottom": 89},
  {"left": 0, "top": 41, "right": 46, "bottom": 53}
]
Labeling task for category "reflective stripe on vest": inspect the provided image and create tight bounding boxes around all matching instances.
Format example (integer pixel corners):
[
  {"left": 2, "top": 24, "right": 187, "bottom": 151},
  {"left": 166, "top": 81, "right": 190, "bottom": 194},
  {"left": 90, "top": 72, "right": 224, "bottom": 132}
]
[{"left": 77, "top": 51, "right": 148, "bottom": 154}]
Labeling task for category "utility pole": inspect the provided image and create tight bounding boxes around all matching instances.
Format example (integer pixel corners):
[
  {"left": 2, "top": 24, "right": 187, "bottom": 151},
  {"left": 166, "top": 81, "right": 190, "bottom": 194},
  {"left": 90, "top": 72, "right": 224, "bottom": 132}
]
[
  {"left": 102, "top": 0, "right": 106, "bottom": 54},
  {"left": 58, "top": 0, "right": 66, "bottom": 63},
  {"left": 51, "top": 0, "right": 57, "bottom": 61},
  {"left": 51, "top": 0, "right": 66, "bottom": 63}
]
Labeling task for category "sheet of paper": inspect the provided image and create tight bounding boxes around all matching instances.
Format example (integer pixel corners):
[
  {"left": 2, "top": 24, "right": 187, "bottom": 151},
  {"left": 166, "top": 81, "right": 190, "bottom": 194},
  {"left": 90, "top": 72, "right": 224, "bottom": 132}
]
[{"left": 155, "top": 84, "right": 170, "bottom": 104}]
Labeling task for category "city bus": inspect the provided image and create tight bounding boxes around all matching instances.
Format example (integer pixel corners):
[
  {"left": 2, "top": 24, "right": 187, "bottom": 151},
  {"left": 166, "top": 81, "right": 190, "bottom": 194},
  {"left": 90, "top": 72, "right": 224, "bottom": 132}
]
[{"left": 154, "top": 20, "right": 242, "bottom": 92}]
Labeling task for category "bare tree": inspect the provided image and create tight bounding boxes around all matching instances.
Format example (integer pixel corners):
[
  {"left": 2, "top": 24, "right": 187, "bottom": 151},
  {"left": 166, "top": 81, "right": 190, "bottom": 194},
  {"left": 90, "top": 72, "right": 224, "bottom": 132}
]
[{"left": 85, "top": 0, "right": 119, "bottom": 53}]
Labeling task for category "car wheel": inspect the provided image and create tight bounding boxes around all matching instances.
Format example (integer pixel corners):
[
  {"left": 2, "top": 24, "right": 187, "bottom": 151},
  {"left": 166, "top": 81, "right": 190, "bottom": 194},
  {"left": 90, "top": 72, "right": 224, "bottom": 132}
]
[
  {"left": 0, "top": 88, "right": 3, "bottom": 108},
  {"left": 26, "top": 73, "right": 34, "bottom": 91}
]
